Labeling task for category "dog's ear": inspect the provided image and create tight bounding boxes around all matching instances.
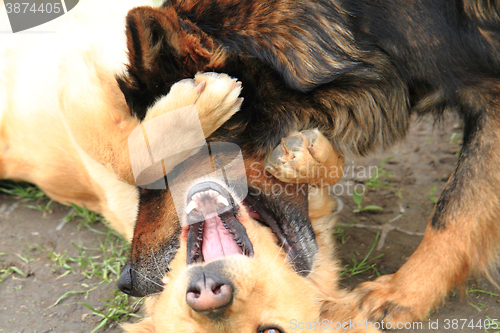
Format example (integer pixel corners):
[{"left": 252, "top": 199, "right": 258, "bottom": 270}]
[
  {"left": 164, "top": 0, "right": 363, "bottom": 92},
  {"left": 117, "top": 6, "right": 217, "bottom": 120}
]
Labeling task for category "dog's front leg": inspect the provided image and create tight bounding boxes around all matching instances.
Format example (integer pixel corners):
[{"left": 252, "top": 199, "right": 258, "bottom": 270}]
[{"left": 355, "top": 111, "right": 500, "bottom": 324}]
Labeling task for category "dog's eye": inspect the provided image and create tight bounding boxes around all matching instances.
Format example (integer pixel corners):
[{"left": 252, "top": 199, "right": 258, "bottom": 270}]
[{"left": 259, "top": 327, "right": 283, "bottom": 333}]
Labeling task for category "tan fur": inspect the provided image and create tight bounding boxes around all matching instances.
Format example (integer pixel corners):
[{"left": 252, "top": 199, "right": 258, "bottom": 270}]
[
  {"left": 0, "top": 0, "right": 242, "bottom": 241},
  {"left": 123, "top": 189, "right": 379, "bottom": 333}
]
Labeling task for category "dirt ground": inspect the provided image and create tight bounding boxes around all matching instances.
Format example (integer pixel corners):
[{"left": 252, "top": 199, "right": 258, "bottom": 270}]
[{"left": 1, "top": 113, "right": 499, "bottom": 333}]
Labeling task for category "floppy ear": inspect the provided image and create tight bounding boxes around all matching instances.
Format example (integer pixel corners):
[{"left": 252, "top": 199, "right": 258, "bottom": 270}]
[
  {"left": 163, "top": 0, "right": 363, "bottom": 92},
  {"left": 117, "top": 6, "right": 217, "bottom": 120}
]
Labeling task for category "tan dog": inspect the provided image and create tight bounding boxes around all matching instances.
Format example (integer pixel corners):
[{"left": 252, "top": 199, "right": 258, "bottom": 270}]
[
  {"left": 0, "top": 0, "right": 242, "bottom": 241},
  {"left": 124, "top": 189, "right": 379, "bottom": 333}
]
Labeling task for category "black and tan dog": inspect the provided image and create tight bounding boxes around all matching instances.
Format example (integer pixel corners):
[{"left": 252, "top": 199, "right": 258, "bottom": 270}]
[{"left": 116, "top": 0, "right": 500, "bottom": 325}]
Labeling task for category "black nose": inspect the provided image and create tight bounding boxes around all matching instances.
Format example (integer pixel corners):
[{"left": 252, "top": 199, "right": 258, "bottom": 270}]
[
  {"left": 186, "top": 272, "right": 233, "bottom": 319},
  {"left": 118, "top": 263, "right": 142, "bottom": 297}
]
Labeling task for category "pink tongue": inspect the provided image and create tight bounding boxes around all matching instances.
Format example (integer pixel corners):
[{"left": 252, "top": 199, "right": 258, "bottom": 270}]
[{"left": 202, "top": 213, "right": 243, "bottom": 263}]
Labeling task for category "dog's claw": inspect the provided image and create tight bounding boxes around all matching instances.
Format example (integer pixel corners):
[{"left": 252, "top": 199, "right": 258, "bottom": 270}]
[{"left": 194, "top": 80, "right": 206, "bottom": 94}]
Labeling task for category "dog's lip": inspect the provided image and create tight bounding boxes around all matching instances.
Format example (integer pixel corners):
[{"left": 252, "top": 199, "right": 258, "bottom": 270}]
[{"left": 244, "top": 195, "right": 293, "bottom": 256}]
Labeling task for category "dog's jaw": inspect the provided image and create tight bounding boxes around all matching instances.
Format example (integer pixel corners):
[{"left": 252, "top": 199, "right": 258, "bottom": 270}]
[{"left": 186, "top": 181, "right": 254, "bottom": 264}]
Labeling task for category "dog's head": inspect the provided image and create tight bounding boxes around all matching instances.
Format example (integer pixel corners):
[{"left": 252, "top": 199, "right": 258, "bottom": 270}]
[
  {"left": 119, "top": 143, "right": 326, "bottom": 296},
  {"left": 122, "top": 189, "right": 340, "bottom": 333}
]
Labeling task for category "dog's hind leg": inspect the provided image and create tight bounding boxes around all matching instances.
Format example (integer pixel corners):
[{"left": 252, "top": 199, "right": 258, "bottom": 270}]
[
  {"left": 265, "top": 129, "right": 345, "bottom": 186},
  {"left": 355, "top": 102, "right": 500, "bottom": 324}
]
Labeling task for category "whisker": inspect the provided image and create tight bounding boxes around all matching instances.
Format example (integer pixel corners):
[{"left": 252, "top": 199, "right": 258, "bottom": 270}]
[{"left": 131, "top": 267, "right": 164, "bottom": 288}]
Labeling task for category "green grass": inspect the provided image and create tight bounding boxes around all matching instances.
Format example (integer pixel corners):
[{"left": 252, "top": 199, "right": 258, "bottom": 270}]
[
  {"left": 484, "top": 316, "right": 500, "bottom": 333},
  {"left": 0, "top": 181, "right": 142, "bottom": 331},
  {"left": 67, "top": 203, "right": 105, "bottom": 227},
  {"left": 81, "top": 290, "right": 144, "bottom": 333},
  {"left": 333, "top": 222, "right": 354, "bottom": 244},
  {"left": 352, "top": 190, "right": 384, "bottom": 213},
  {"left": 0, "top": 181, "right": 53, "bottom": 213},
  {"left": 467, "top": 288, "right": 500, "bottom": 297},
  {"left": 341, "top": 232, "right": 383, "bottom": 277},
  {"left": 0, "top": 252, "right": 26, "bottom": 282},
  {"left": 464, "top": 288, "right": 500, "bottom": 332},
  {"left": 0, "top": 266, "right": 26, "bottom": 283},
  {"left": 0, "top": 181, "right": 47, "bottom": 201},
  {"left": 37, "top": 210, "right": 142, "bottom": 330},
  {"left": 450, "top": 131, "right": 463, "bottom": 156},
  {"left": 352, "top": 156, "right": 396, "bottom": 213},
  {"left": 425, "top": 186, "right": 439, "bottom": 204}
]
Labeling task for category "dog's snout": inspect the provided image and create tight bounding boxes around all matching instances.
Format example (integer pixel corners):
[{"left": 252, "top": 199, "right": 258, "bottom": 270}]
[
  {"left": 118, "top": 263, "right": 140, "bottom": 297},
  {"left": 118, "top": 262, "right": 165, "bottom": 297},
  {"left": 186, "top": 272, "right": 233, "bottom": 318}
]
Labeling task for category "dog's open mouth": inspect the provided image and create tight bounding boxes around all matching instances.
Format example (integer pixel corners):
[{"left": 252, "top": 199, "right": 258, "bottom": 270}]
[
  {"left": 186, "top": 182, "right": 254, "bottom": 264},
  {"left": 185, "top": 181, "right": 316, "bottom": 275}
]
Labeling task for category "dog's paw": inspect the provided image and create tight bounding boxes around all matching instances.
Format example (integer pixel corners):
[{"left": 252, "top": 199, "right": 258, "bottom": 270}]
[
  {"left": 265, "top": 129, "right": 344, "bottom": 186},
  {"left": 193, "top": 72, "right": 243, "bottom": 137},
  {"left": 354, "top": 274, "right": 434, "bottom": 326}
]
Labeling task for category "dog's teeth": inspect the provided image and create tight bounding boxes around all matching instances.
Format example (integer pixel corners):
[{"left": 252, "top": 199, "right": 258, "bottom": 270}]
[
  {"left": 216, "top": 195, "right": 229, "bottom": 206},
  {"left": 186, "top": 200, "right": 198, "bottom": 214},
  {"left": 208, "top": 190, "right": 217, "bottom": 196}
]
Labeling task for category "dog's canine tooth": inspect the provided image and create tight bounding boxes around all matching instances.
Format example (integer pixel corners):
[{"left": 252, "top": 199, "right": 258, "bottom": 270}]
[
  {"left": 216, "top": 195, "right": 229, "bottom": 206},
  {"left": 186, "top": 200, "right": 198, "bottom": 214}
]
